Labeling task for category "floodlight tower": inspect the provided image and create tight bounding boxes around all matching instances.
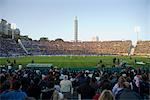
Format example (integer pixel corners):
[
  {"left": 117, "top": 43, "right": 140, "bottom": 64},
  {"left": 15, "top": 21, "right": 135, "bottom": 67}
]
[{"left": 74, "top": 16, "right": 78, "bottom": 42}]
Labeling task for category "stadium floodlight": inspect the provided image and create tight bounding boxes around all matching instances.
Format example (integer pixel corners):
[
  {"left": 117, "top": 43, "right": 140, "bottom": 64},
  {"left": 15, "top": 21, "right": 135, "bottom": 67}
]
[
  {"left": 134, "top": 26, "right": 141, "bottom": 41},
  {"left": 11, "top": 23, "right": 16, "bottom": 39},
  {"left": 11, "top": 23, "right": 16, "bottom": 29}
]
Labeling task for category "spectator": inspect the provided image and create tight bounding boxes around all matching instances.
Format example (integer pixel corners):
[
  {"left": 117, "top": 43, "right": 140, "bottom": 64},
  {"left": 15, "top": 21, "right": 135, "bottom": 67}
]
[
  {"left": 139, "top": 74, "right": 150, "bottom": 99},
  {"left": 60, "top": 75, "right": 72, "bottom": 99},
  {"left": 0, "top": 80, "right": 27, "bottom": 100},
  {"left": 27, "top": 77, "right": 41, "bottom": 99},
  {"left": 41, "top": 81, "right": 55, "bottom": 100},
  {"left": 77, "top": 77, "right": 96, "bottom": 99},
  {"left": 98, "top": 90, "right": 115, "bottom": 100},
  {"left": 93, "top": 79, "right": 112, "bottom": 100},
  {"left": 0, "top": 80, "right": 10, "bottom": 95},
  {"left": 115, "top": 82, "right": 141, "bottom": 100},
  {"left": 0, "top": 75, "right": 7, "bottom": 93},
  {"left": 133, "top": 71, "right": 142, "bottom": 93},
  {"left": 112, "top": 76, "right": 126, "bottom": 95},
  {"left": 53, "top": 85, "right": 64, "bottom": 100}
]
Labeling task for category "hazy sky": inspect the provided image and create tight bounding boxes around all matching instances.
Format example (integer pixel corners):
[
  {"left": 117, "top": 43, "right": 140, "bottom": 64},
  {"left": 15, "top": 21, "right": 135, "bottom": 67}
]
[{"left": 0, "top": 0, "right": 149, "bottom": 41}]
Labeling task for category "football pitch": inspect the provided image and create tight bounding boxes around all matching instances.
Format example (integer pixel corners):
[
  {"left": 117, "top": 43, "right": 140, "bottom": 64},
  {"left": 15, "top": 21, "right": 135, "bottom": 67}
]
[{"left": 0, "top": 55, "right": 150, "bottom": 68}]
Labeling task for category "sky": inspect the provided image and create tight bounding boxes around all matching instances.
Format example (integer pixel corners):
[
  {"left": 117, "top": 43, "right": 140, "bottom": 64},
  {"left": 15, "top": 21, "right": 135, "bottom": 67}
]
[{"left": 0, "top": 0, "right": 149, "bottom": 41}]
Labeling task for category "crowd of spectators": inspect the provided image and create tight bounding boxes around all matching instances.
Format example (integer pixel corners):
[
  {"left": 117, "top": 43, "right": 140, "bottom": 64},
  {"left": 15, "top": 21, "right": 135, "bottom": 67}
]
[
  {"left": 134, "top": 41, "right": 150, "bottom": 55},
  {"left": 38, "top": 40, "right": 132, "bottom": 55},
  {"left": 21, "top": 40, "right": 41, "bottom": 55},
  {"left": 0, "top": 63, "right": 149, "bottom": 100},
  {"left": 1, "top": 37, "right": 131, "bottom": 56},
  {"left": 1, "top": 37, "right": 150, "bottom": 57},
  {"left": 0, "top": 37, "right": 26, "bottom": 57}
]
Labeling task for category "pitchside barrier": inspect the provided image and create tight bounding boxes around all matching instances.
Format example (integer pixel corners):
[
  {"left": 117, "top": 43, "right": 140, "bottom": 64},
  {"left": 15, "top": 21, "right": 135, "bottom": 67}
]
[{"left": 0, "top": 64, "right": 149, "bottom": 74}]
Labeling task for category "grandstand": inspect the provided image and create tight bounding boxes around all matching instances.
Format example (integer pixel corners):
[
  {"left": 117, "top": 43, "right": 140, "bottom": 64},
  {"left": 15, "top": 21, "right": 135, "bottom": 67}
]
[
  {"left": 134, "top": 41, "right": 150, "bottom": 55},
  {"left": 20, "top": 39, "right": 41, "bottom": 55},
  {"left": 0, "top": 37, "right": 26, "bottom": 56},
  {"left": 1, "top": 37, "right": 150, "bottom": 56},
  {"left": 0, "top": 37, "right": 133, "bottom": 56},
  {"left": 38, "top": 40, "right": 132, "bottom": 55}
]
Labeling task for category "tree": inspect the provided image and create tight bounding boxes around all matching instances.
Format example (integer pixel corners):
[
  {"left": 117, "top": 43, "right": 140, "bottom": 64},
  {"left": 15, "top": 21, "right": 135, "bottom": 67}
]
[
  {"left": 55, "top": 38, "right": 64, "bottom": 42},
  {"left": 40, "top": 37, "right": 48, "bottom": 41}
]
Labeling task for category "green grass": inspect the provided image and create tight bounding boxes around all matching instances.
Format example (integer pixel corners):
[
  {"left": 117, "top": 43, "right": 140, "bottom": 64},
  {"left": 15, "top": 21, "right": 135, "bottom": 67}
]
[{"left": 0, "top": 55, "right": 150, "bottom": 68}]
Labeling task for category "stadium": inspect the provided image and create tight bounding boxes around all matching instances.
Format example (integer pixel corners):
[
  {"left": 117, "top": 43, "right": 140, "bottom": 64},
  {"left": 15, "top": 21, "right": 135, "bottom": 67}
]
[
  {"left": 0, "top": 18, "right": 150, "bottom": 100},
  {"left": 0, "top": 18, "right": 150, "bottom": 68},
  {"left": 0, "top": 0, "right": 150, "bottom": 100}
]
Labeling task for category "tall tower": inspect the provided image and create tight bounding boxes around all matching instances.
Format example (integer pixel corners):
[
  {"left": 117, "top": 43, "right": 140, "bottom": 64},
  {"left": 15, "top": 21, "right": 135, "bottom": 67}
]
[{"left": 74, "top": 16, "right": 78, "bottom": 42}]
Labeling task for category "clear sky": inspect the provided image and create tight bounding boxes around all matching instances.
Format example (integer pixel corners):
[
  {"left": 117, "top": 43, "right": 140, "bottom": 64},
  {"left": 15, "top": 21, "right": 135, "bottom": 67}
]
[{"left": 0, "top": 0, "right": 149, "bottom": 41}]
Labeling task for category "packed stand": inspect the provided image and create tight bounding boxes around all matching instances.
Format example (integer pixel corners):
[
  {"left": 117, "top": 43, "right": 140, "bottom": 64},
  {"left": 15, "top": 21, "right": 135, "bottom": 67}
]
[
  {"left": 0, "top": 37, "right": 26, "bottom": 57},
  {"left": 39, "top": 40, "right": 132, "bottom": 55},
  {"left": 21, "top": 40, "right": 41, "bottom": 55},
  {"left": 134, "top": 41, "right": 150, "bottom": 55},
  {"left": 0, "top": 38, "right": 135, "bottom": 56}
]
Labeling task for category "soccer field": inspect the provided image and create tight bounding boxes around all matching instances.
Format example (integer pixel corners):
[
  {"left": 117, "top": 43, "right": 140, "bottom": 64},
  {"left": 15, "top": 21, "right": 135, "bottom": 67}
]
[{"left": 0, "top": 55, "right": 149, "bottom": 68}]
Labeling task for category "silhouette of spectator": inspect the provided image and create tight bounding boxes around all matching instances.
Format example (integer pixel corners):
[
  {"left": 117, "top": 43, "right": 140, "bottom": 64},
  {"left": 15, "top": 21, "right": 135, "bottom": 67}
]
[
  {"left": 0, "top": 80, "right": 27, "bottom": 100},
  {"left": 77, "top": 77, "right": 96, "bottom": 99},
  {"left": 31, "top": 60, "right": 34, "bottom": 63},
  {"left": 98, "top": 90, "right": 115, "bottom": 100},
  {"left": 115, "top": 82, "right": 141, "bottom": 100}
]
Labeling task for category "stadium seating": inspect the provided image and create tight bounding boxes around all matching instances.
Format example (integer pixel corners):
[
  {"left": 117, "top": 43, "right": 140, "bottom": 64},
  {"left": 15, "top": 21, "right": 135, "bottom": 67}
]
[
  {"left": 1, "top": 37, "right": 150, "bottom": 56},
  {"left": 134, "top": 41, "right": 150, "bottom": 55},
  {"left": 38, "top": 40, "right": 132, "bottom": 55},
  {"left": 0, "top": 37, "right": 25, "bottom": 56},
  {"left": 21, "top": 40, "right": 41, "bottom": 55}
]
